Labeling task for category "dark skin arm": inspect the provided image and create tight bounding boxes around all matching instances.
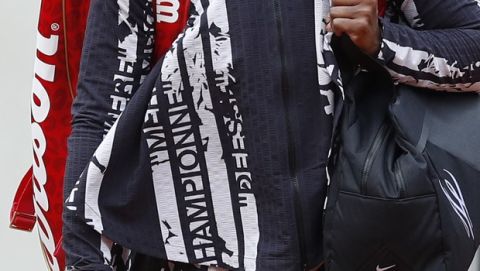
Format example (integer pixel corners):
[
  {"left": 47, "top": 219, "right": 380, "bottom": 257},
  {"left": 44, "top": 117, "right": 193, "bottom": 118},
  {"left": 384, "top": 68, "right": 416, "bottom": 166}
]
[
  {"left": 327, "top": 0, "right": 480, "bottom": 91},
  {"left": 327, "top": 0, "right": 381, "bottom": 56}
]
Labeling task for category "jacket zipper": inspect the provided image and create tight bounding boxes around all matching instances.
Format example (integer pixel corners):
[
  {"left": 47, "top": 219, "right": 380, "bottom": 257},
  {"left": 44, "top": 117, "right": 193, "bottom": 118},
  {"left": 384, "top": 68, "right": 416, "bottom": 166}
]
[
  {"left": 272, "top": 0, "right": 307, "bottom": 269},
  {"left": 361, "top": 122, "right": 391, "bottom": 194}
]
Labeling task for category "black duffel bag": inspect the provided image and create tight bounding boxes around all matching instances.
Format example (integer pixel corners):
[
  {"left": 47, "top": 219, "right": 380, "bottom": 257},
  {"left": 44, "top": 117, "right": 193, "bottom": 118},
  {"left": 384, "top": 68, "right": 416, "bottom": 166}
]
[{"left": 323, "top": 37, "right": 480, "bottom": 271}]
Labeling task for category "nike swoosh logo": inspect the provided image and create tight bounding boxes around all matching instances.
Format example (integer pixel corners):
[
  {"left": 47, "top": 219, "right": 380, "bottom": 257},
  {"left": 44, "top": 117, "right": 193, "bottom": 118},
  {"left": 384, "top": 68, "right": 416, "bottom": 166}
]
[{"left": 376, "top": 264, "right": 396, "bottom": 271}]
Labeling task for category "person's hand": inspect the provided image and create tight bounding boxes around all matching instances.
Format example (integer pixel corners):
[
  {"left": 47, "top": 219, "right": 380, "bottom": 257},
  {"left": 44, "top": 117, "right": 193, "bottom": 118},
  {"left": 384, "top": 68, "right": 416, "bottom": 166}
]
[{"left": 327, "top": 0, "right": 381, "bottom": 56}]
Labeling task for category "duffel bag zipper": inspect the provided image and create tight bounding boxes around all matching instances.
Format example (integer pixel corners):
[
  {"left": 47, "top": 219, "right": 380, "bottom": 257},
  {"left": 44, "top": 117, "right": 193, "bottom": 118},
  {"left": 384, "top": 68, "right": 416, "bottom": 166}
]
[
  {"left": 394, "top": 158, "right": 406, "bottom": 198},
  {"left": 361, "top": 122, "right": 392, "bottom": 194},
  {"left": 273, "top": 0, "right": 307, "bottom": 269}
]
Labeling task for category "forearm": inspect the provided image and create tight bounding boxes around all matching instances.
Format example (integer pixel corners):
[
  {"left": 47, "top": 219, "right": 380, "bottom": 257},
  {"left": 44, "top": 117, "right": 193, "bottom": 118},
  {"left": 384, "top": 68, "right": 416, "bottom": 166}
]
[
  {"left": 376, "top": 0, "right": 480, "bottom": 91},
  {"left": 63, "top": 134, "right": 112, "bottom": 271},
  {"left": 377, "top": 20, "right": 480, "bottom": 91}
]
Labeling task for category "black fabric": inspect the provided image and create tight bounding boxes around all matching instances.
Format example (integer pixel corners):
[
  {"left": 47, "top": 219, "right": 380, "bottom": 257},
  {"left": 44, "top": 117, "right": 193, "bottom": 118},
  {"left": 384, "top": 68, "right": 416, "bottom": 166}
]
[
  {"left": 66, "top": 0, "right": 330, "bottom": 270},
  {"left": 130, "top": 253, "right": 207, "bottom": 271},
  {"left": 324, "top": 38, "right": 480, "bottom": 271},
  {"left": 64, "top": 0, "right": 480, "bottom": 270}
]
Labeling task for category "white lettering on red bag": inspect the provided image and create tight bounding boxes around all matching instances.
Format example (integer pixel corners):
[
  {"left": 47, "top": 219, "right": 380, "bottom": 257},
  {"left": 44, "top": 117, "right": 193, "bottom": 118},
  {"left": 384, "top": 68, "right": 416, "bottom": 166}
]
[{"left": 31, "top": 30, "right": 60, "bottom": 271}]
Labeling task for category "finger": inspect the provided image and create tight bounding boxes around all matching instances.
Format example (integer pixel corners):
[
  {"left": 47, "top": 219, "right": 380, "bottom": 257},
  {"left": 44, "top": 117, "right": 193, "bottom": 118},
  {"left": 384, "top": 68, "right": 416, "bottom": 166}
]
[
  {"left": 332, "top": 0, "right": 378, "bottom": 10},
  {"left": 332, "top": 0, "right": 361, "bottom": 7},
  {"left": 326, "top": 22, "right": 332, "bottom": 32},
  {"left": 325, "top": 14, "right": 331, "bottom": 24},
  {"left": 331, "top": 17, "right": 361, "bottom": 36},
  {"left": 330, "top": 6, "right": 359, "bottom": 20}
]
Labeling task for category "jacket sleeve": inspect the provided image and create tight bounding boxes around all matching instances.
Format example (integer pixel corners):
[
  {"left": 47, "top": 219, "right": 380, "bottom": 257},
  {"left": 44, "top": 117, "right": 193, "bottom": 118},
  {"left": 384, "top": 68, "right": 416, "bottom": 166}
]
[
  {"left": 62, "top": 0, "right": 155, "bottom": 269},
  {"left": 376, "top": 0, "right": 480, "bottom": 92}
]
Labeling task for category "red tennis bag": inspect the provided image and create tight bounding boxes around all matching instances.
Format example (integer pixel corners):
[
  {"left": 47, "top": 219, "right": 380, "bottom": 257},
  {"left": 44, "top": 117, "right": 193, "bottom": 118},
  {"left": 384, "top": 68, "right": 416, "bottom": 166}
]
[{"left": 9, "top": 1, "right": 189, "bottom": 270}]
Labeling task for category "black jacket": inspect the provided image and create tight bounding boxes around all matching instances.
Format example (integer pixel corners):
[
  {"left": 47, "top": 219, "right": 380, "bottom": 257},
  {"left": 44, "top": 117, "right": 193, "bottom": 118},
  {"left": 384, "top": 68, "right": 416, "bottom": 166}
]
[{"left": 63, "top": 0, "right": 480, "bottom": 270}]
